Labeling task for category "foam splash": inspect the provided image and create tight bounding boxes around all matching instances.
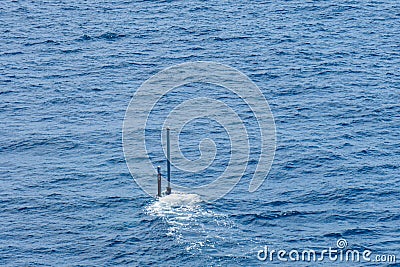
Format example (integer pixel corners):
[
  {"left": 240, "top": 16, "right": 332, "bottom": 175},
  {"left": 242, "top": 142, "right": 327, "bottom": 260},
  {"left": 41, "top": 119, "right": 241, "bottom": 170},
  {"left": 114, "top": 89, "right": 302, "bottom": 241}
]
[
  {"left": 145, "top": 192, "right": 234, "bottom": 253},
  {"left": 146, "top": 192, "right": 202, "bottom": 216},
  {"left": 158, "top": 193, "right": 201, "bottom": 208}
]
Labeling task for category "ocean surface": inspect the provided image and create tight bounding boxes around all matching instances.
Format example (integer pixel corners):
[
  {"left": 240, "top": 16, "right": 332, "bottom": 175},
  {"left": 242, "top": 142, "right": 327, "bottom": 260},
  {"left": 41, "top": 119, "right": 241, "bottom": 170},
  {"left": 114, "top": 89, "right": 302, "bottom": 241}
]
[{"left": 1, "top": 1, "right": 399, "bottom": 266}]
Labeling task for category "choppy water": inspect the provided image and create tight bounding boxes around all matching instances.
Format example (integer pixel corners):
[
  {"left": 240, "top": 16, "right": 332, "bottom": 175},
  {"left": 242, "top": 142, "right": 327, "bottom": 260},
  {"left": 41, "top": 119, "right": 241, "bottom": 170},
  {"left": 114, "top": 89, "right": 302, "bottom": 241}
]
[{"left": 1, "top": 1, "right": 399, "bottom": 266}]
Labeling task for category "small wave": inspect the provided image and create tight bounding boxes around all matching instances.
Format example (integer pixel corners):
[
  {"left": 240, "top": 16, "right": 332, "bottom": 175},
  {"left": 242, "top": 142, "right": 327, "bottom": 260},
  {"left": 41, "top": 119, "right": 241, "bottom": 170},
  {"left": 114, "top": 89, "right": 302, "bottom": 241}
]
[
  {"left": 323, "top": 232, "right": 343, "bottom": 238},
  {"left": 377, "top": 213, "right": 400, "bottom": 222},
  {"left": 79, "top": 34, "right": 92, "bottom": 41},
  {"left": 231, "top": 210, "right": 320, "bottom": 225},
  {"left": 61, "top": 48, "right": 82, "bottom": 54},
  {"left": 213, "top": 36, "right": 251, "bottom": 42},
  {"left": 0, "top": 51, "right": 23, "bottom": 56},
  {"left": 24, "top": 40, "right": 60, "bottom": 46},
  {"left": 342, "top": 228, "right": 375, "bottom": 236},
  {"left": 76, "top": 32, "right": 126, "bottom": 42},
  {"left": 99, "top": 32, "right": 126, "bottom": 40}
]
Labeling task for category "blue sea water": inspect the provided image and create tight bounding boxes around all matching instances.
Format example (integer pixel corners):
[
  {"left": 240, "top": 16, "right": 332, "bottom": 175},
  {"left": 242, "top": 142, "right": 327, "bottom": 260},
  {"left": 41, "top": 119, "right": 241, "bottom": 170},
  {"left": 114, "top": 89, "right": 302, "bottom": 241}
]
[{"left": 1, "top": 0, "right": 400, "bottom": 266}]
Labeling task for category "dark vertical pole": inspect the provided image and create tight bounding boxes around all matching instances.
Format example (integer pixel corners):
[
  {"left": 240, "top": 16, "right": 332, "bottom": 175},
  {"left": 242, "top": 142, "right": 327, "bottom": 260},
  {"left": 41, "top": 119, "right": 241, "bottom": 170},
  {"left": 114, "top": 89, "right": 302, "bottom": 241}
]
[
  {"left": 157, "top": 166, "right": 162, "bottom": 197},
  {"left": 166, "top": 127, "right": 171, "bottom": 195}
]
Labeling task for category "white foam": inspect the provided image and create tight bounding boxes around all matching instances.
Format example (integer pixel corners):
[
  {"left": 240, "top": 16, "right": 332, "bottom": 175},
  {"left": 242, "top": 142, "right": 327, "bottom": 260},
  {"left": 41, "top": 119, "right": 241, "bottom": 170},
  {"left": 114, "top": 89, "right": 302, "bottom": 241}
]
[
  {"left": 145, "top": 192, "right": 234, "bottom": 253},
  {"left": 158, "top": 193, "right": 202, "bottom": 206},
  {"left": 146, "top": 192, "right": 202, "bottom": 217}
]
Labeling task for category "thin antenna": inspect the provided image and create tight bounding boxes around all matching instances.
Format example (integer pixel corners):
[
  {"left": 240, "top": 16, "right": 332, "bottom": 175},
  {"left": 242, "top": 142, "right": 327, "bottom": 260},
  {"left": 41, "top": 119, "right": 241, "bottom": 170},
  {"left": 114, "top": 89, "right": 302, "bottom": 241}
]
[{"left": 166, "top": 127, "right": 171, "bottom": 195}]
